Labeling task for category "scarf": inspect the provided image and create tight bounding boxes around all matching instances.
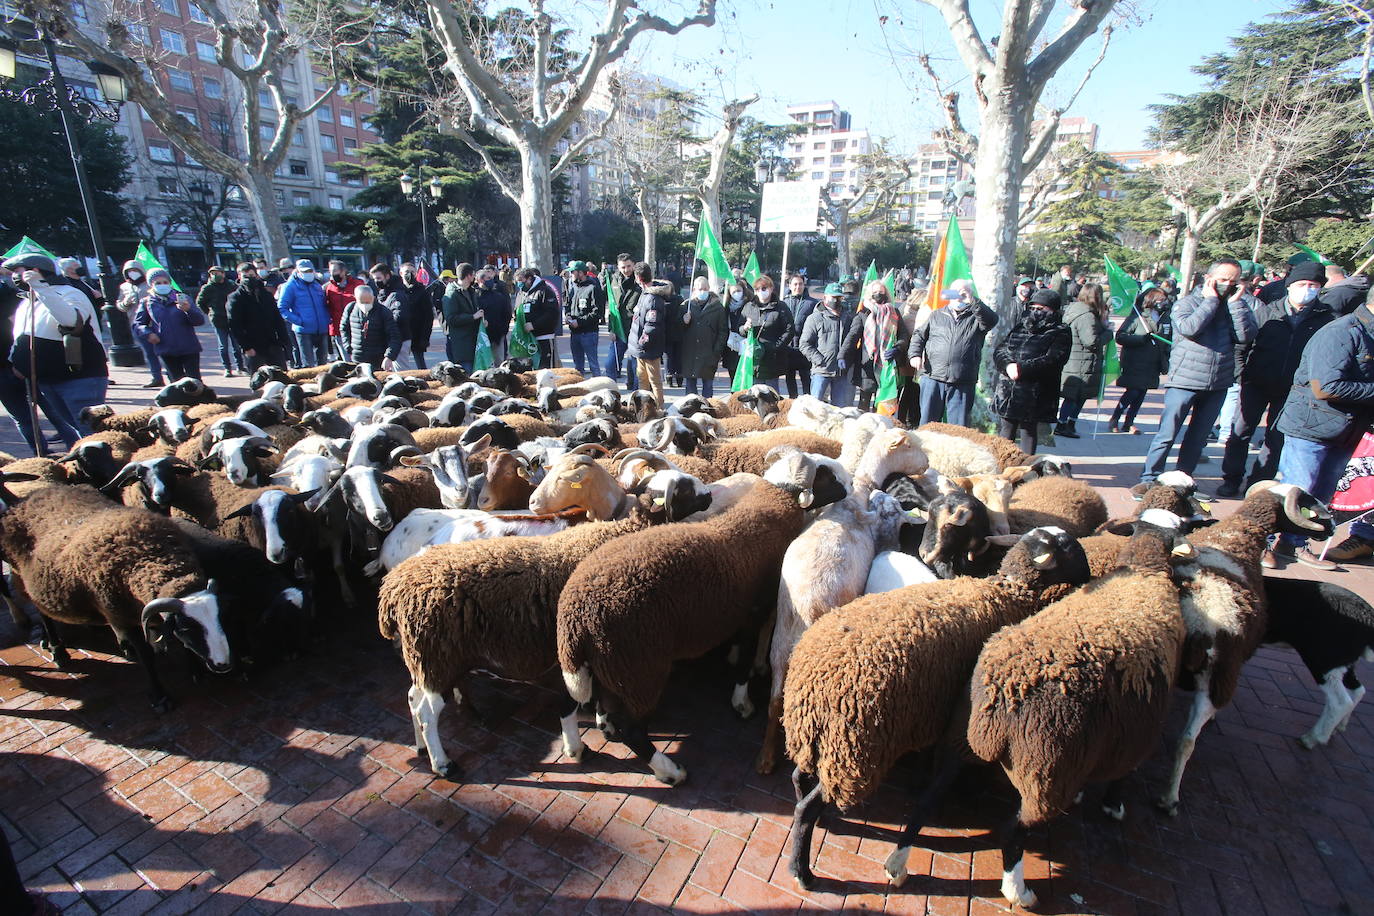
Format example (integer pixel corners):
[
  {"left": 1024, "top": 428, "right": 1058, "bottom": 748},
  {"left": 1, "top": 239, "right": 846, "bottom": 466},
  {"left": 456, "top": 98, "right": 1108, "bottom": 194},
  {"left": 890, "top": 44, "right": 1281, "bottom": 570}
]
[{"left": 863, "top": 301, "right": 899, "bottom": 362}]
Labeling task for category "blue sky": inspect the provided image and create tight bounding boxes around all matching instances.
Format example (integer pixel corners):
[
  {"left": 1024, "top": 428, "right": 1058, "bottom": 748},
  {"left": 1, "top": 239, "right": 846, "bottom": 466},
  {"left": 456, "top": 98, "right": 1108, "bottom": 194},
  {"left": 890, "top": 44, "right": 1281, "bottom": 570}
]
[{"left": 641, "top": 0, "right": 1290, "bottom": 152}]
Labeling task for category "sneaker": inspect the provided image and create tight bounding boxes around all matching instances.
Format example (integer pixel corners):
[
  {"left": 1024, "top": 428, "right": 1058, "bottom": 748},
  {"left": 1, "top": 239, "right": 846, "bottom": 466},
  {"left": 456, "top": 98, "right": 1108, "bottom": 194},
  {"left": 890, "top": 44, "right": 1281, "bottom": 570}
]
[
  {"left": 1108, "top": 423, "right": 1118, "bottom": 433},
  {"left": 1296, "top": 548, "right": 1339, "bottom": 572},
  {"left": 1130, "top": 427, "right": 1142, "bottom": 435},
  {"left": 1215, "top": 482, "right": 1242, "bottom": 499},
  {"left": 1324, "top": 536, "right": 1374, "bottom": 562},
  {"left": 1055, "top": 423, "right": 1080, "bottom": 439},
  {"left": 142, "top": 380, "right": 163, "bottom": 389},
  {"left": 1129, "top": 482, "right": 1152, "bottom": 502},
  {"left": 224, "top": 369, "right": 236, "bottom": 378},
  {"left": 1261, "top": 540, "right": 1296, "bottom": 569}
]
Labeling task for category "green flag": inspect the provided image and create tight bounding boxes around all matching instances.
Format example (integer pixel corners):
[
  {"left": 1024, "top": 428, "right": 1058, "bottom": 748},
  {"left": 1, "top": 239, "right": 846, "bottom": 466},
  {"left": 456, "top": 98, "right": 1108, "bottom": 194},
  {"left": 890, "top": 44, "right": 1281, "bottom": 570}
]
[
  {"left": 474, "top": 319, "right": 493, "bottom": 370},
  {"left": 731, "top": 328, "right": 758, "bottom": 392},
  {"left": 136, "top": 241, "right": 182, "bottom": 292},
  {"left": 744, "top": 251, "right": 761, "bottom": 285},
  {"left": 883, "top": 268, "right": 896, "bottom": 298},
  {"left": 694, "top": 216, "right": 733, "bottom": 283},
  {"left": 600, "top": 267, "right": 625, "bottom": 341},
  {"left": 874, "top": 327, "right": 903, "bottom": 414},
  {"left": 862, "top": 260, "right": 878, "bottom": 292},
  {"left": 510, "top": 300, "right": 537, "bottom": 359},
  {"left": 1165, "top": 264, "right": 1182, "bottom": 282},
  {"left": 1292, "top": 243, "right": 1331, "bottom": 266},
  {"left": 941, "top": 215, "right": 975, "bottom": 294},
  {"left": 2, "top": 236, "right": 57, "bottom": 261},
  {"left": 1103, "top": 255, "right": 1139, "bottom": 317}
]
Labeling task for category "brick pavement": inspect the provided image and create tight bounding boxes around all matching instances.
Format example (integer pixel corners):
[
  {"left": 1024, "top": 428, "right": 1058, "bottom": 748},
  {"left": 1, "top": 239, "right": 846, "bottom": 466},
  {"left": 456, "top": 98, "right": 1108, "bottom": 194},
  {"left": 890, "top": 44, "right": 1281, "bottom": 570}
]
[{"left": 2, "top": 337, "right": 1373, "bottom": 914}]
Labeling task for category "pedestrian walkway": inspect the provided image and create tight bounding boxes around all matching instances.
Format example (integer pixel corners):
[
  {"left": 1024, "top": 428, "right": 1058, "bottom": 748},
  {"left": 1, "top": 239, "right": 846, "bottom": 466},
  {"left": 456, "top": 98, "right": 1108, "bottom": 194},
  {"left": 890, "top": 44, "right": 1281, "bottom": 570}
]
[{"left": 1, "top": 339, "right": 1371, "bottom": 915}]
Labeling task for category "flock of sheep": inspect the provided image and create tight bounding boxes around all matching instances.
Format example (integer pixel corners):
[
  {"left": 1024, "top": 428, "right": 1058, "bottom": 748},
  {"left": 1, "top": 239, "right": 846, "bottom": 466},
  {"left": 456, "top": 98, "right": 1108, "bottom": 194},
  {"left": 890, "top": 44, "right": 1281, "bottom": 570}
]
[{"left": 1, "top": 359, "right": 1372, "bottom": 909}]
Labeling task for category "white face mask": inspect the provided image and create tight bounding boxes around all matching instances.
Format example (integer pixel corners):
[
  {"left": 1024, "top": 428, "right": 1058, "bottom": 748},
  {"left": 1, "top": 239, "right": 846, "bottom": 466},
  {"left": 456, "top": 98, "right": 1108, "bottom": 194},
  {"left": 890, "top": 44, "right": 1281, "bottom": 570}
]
[
  {"left": 951, "top": 297, "right": 970, "bottom": 310},
  {"left": 757, "top": 289, "right": 772, "bottom": 303},
  {"left": 694, "top": 290, "right": 709, "bottom": 301},
  {"left": 153, "top": 282, "right": 173, "bottom": 296},
  {"left": 128, "top": 270, "right": 143, "bottom": 282},
  {"left": 299, "top": 270, "right": 315, "bottom": 282},
  {"left": 731, "top": 291, "right": 744, "bottom": 303},
  {"left": 356, "top": 298, "right": 374, "bottom": 313},
  {"left": 1290, "top": 286, "right": 1319, "bottom": 306}
]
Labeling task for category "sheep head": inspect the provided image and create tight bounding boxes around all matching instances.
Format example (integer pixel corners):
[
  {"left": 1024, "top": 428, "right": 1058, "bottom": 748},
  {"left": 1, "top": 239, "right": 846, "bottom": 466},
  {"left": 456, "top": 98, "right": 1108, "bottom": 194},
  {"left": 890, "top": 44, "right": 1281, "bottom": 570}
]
[
  {"left": 1244, "top": 480, "right": 1334, "bottom": 538},
  {"left": 941, "top": 474, "right": 1012, "bottom": 537},
  {"left": 529, "top": 452, "right": 622, "bottom": 520},
  {"left": 477, "top": 449, "right": 538, "bottom": 511},
  {"left": 998, "top": 526, "right": 1091, "bottom": 590}
]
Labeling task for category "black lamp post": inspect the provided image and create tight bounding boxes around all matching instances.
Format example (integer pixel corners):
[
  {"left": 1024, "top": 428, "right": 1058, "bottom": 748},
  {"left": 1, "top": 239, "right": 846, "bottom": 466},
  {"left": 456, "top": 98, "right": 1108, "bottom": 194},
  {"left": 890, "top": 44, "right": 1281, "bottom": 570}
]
[
  {"left": 0, "top": 25, "right": 143, "bottom": 367},
  {"left": 399, "top": 167, "right": 443, "bottom": 271}
]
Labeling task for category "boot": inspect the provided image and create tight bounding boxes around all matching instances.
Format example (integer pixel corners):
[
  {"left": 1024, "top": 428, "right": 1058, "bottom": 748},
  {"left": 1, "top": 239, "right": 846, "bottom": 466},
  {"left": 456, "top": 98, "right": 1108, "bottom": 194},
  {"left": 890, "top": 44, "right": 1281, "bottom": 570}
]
[{"left": 1054, "top": 422, "right": 1079, "bottom": 439}]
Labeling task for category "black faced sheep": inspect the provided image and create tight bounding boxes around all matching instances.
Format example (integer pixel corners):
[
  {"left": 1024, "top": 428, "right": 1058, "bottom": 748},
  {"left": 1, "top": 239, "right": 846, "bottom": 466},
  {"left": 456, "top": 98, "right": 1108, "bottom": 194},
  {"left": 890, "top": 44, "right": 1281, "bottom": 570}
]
[
  {"left": 1156, "top": 480, "right": 1334, "bottom": 816},
  {"left": 965, "top": 512, "right": 1190, "bottom": 909},
  {"left": 557, "top": 478, "right": 816, "bottom": 785},
  {"left": 782, "top": 527, "right": 1091, "bottom": 891}
]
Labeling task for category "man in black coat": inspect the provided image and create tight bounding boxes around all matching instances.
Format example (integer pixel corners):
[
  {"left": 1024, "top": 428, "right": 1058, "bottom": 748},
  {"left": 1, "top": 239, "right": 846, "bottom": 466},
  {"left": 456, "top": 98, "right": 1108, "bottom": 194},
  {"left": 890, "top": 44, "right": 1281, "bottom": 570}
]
[
  {"left": 516, "top": 266, "right": 560, "bottom": 369},
  {"left": 602, "top": 253, "right": 640, "bottom": 381},
  {"left": 227, "top": 261, "right": 291, "bottom": 370},
  {"left": 782, "top": 274, "right": 816, "bottom": 397},
  {"left": 477, "top": 266, "right": 512, "bottom": 364},
  {"left": 388, "top": 262, "right": 434, "bottom": 369},
  {"left": 1218, "top": 261, "right": 1334, "bottom": 498},
  {"left": 909, "top": 279, "right": 997, "bottom": 427},
  {"left": 564, "top": 260, "right": 604, "bottom": 375},
  {"left": 1319, "top": 265, "right": 1370, "bottom": 317}
]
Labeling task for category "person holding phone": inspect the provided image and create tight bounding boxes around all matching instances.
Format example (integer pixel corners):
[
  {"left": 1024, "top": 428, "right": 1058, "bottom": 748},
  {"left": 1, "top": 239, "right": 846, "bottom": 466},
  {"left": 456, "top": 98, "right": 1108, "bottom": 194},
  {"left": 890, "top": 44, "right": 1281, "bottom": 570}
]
[{"left": 132, "top": 267, "right": 205, "bottom": 381}]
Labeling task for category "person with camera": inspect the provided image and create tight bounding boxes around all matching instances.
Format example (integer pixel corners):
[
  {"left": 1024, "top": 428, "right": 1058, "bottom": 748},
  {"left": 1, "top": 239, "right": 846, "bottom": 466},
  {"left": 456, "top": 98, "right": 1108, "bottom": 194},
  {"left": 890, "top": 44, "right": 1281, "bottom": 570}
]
[
  {"left": 908, "top": 278, "right": 997, "bottom": 427},
  {"left": 1131, "top": 258, "right": 1257, "bottom": 498}
]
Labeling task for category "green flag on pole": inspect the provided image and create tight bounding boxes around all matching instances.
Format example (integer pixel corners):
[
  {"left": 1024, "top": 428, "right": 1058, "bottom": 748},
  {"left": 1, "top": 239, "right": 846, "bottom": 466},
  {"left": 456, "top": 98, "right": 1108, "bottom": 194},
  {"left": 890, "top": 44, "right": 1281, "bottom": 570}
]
[
  {"left": 744, "top": 251, "right": 761, "bottom": 285},
  {"left": 731, "top": 328, "right": 759, "bottom": 392},
  {"left": 1292, "top": 243, "right": 1331, "bottom": 266},
  {"left": 883, "top": 268, "right": 896, "bottom": 298},
  {"left": 135, "top": 241, "right": 182, "bottom": 292},
  {"left": 1101, "top": 255, "right": 1143, "bottom": 398},
  {"left": 861, "top": 259, "right": 878, "bottom": 292},
  {"left": 1165, "top": 264, "right": 1182, "bottom": 282},
  {"left": 694, "top": 217, "right": 733, "bottom": 283},
  {"left": 2, "top": 236, "right": 57, "bottom": 261},
  {"left": 510, "top": 300, "right": 537, "bottom": 358},
  {"left": 600, "top": 267, "right": 626, "bottom": 341}
]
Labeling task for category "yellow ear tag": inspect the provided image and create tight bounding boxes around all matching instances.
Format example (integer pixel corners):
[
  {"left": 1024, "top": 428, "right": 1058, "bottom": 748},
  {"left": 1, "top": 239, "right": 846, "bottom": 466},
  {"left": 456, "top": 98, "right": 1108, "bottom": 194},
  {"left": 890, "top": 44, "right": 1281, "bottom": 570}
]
[
  {"left": 653, "top": 497, "right": 665, "bottom": 506},
  {"left": 569, "top": 481, "right": 582, "bottom": 489},
  {"left": 1197, "top": 500, "right": 1211, "bottom": 511}
]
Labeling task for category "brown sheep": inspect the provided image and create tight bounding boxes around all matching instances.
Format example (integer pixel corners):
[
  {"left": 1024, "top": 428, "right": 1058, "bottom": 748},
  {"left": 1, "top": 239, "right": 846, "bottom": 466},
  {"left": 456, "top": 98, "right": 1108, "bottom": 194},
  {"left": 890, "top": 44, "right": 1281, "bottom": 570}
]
[
  {"left": 966, "top": 515, "right": 1188, "bottom": 909},
  {"left": 378, "top": 514, "right": 654, "bottom": 780},
  {"left": 502, "top": 413, "right": 557, "bottom": 441},
  {"left": 81, "top": 405, "right": 159, "bottom": 438},
  {"left": 558, "top": 480, "right": 809, "bottom": 785},
  {"left": 0, "top": 457, "right": 70, "bottom": 497},
  {"left": 717, "top": 414, "right": 773, "bottom": 436},
  {"left": 918, "top": 421, "right": 1033, "bottom": 470},
  {"left": 411, "top": 426, "right": 467, "bottom": 453},
  {"left": 698, "top": 428, "right": 841, "bottom": 476},
  {"left": 782, "top": 528, "right": 1091, "bottom": 891},
  {"left": 1007, "top": 475, "right": 1108, "bottom": 537}
]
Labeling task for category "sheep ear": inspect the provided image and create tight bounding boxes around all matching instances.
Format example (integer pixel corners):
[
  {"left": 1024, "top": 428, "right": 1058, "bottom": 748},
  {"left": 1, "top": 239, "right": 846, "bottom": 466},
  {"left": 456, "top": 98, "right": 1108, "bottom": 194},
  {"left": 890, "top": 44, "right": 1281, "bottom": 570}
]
[
  {"left": 222, "top": 502, "right": 255, "bottom": 520},
  {"left": 289, "top": 489, "right": 320, "bottom": 504},
  {"left": 984, "top": 534, "right": 1022, "bottom": 548},
  {"left": 398, "top": 454, "right": 425, "bottom": 467}
]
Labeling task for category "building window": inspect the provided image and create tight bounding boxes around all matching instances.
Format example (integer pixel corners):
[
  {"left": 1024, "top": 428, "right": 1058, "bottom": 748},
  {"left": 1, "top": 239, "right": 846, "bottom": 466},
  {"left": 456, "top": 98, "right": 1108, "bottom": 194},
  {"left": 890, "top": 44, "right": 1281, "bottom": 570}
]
[
  {"left": 155, "top": 0, "right": 178, "bottom": 14},
  {"left": 832, "top": 140, "right": 845, "bottom": 152},
  {"left": 156, "top": 177, "right": 178, "bottom": 195},
  {"left": 209, "top": 114, "right": 229, "bottom": 134},
  {"left": 810, "top": 171, "right": 823, "bottom": 180},
  {"left": 188, "top": 2, "right": 210, "bottom": 22},
  {"left": 289, "top": 159, "right": 308, "bottom": 177},
  {"left": 344, "top": 173, "right": 362, "bottom": 187},
  {"left": 259, "top": 123, "right": 275, "bottom": 140},
  {"left": 291, "top": 128, "right": 305, "bottom": 146},
  {"left": 176, "top": 107, "right": 198, "bottom": 126},
  {"left": 149, "top": 143, "right": 175, "bottom": 163},
  {"left": 202, "top": 76, "right": 222, "bottom": 99},
  {"left": 829, "top": 171, "right": 844, "bottom": 182},
  {"left": 339, "top": 109, "right": 355, "bottom": 127},
  {"left": 342, "top": 137, "right": 357, "bottom": 156},
  {"left": 293, "top": 191, "right": 311, "bottom": 207},
  {"left": 317, "top": 104, "right": 332, "bottom": 123},
  {"left": 196, "top": 41, "right": 216, "bottom": 62},
  {"left": 811, "top": 156, "right": 823, "bottom": 165},
  {"left": 328, "top": 195, "right": 343, "bottom": 210},
  {"left": 812, "top": 141, "right": 824, "bottom": 150},
  {"left": 930, "top": 160, "right": 945, "bottom": 170},
  {"left": 319, "top": 134, "right": 335, "bottom": 151},
  {"left": 166, "top": 68, "right": 193, "bottom": 93},
  {"left": 830, "top": 155, "right": 845, "bottom": 166},
  {"left": 814, "top": 111, "right": 832, "bottom": 123},
  {"left": 927, "top": 191, "right": 941, "bottom": 200},
  {"left": 128, "top": 24, "right": 150, "bottom": 45},
  {"left": 159, "top": 30, "right": 184, "bottom": 54},
  {"left": 273, "top": 189, "right": 285, "bottom": 205},
  {"left": 325, "top": 168, "right": 340, "bottom": 184},
  {"left": 258, "top": 89, "right": 272, "bottom": 108}
]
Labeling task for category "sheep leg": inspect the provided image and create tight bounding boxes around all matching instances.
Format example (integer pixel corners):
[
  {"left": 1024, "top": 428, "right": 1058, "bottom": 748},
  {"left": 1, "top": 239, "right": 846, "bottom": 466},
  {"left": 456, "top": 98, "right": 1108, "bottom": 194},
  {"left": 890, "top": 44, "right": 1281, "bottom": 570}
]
[
  {"left": 617, "top": 717, "right": 686, "bottom": 786},
  {"left": 787, "top": 766, "right": 825, "bottom": 891},
  {"left": 1338, "top": 674, "right": 1365, "bottom": 733},
  {"left": 1156, "top": 678, "right": 1215, "bottom": 817},
  {"left": 730, "top": 625, "right": 760, "bottom": 720},
  {"left": 407, "top": 685, "right": 424, "bottom": 752},
  {"left": 1301, "top": 668, "right": 1355, "bottom": 749},
  {"left": 37, "top": 615, "right": 71, "bottom": 669},
  {"left": 115, "top": 628, "right": 172, "bottom": 713},
  {"left": 997, "top": 810, "right": 1037, "bottom": 909},
  {"left": 557, "top": 691, "right": 585, "bottom": 762},
  {"left": 330, "top": 536, "right": 358, "bottom": 608},
  {"left": 884, "top": 747, "right": 963, "bottom": 887},
  {"left": 754, "top": 696, "right": 784, "bottom": 775},
  {"left": 410, "top": 685, "right": 461, "bottom": 781},
  {"left": 1100, "top": 778, "right": 1127, "bottom": 822}
]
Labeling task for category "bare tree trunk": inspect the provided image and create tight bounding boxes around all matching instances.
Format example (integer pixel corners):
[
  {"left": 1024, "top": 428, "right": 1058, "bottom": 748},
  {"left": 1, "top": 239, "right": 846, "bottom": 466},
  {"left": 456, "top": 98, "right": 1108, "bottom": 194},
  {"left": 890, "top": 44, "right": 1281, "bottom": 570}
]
[
  {"left": 1251, "top": 206, "right": 1267, "bottom": 263},
  {"left": 1179, "top": 231, "right": 1201, "bottom": 292},
  {"left": 635, "top": 187, "right": 657, "bottom": 267},
  {"left": 518, "top": 144, "right": 555, "bottom": 271},
  {"left": 242, "top": 171, "right": 290, "bottom": 262},
  {"left": 974, "top": 100, "right": 1031, "bottom": 326},
  {"left": 834, "top": 211, "right": 851, "bottom": 279}
]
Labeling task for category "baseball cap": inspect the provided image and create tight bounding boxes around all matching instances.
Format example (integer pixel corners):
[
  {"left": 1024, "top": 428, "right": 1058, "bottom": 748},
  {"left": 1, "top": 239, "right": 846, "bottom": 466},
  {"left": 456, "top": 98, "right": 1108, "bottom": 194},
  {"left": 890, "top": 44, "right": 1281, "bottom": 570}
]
[
  {"left": 824, "top": 282, "right": 843, "bottom": 296},
  {"left": 295, "top": 259, "right": 315, "bottom": 272},
  {"left": 567, "top": 259, "right": 588, "bottom": 273},
  {"left": 439, "top": 269, "right": 457, "bottom": 280}
]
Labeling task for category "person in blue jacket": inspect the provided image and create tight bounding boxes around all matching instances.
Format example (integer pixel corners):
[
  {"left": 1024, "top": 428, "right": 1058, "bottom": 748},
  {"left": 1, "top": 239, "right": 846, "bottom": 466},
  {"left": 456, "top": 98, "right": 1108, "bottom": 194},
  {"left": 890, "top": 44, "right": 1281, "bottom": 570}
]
[
  {"left": 277, "top": 259, "right": 331, "bottom": 368},
  {"left": 132, "top": 267, "right": 205, "bottom": 380}
]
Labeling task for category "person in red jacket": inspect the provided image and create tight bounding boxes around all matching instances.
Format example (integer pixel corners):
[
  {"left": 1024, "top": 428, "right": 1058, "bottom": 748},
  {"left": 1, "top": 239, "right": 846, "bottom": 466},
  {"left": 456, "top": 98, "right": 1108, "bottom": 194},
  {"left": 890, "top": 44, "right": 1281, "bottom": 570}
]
[{"left": 324, "top": 260, "right": 364, "bottom": 359}]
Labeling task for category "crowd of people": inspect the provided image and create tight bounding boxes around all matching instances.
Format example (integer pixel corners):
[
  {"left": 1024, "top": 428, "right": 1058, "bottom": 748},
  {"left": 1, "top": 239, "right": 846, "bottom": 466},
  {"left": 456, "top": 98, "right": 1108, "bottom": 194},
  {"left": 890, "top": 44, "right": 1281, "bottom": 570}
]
[{"left": 3, "top": 245, "right": 1373, "bottom": 575}]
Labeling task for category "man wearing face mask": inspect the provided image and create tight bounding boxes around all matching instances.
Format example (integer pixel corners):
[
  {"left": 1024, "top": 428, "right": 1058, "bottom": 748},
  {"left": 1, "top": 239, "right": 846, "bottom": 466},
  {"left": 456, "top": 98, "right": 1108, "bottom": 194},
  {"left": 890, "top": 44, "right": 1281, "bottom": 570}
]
[
  {"left": 389, "top": 262, "right": 434, "bottom": 369},
  {"left": 516, "top": 266, "right": 560, "bottom": 369},
  {"left": 908, "top": 278, "right": 997, "bottom": 426},
  {"left": 341, "top": 285, "right": 401, "bottom": 368},
  {"left": 1012, "top": 276, "right": 1035, "bottom": 310},
  {"left": 782, "top": 274, "right": 815, "bottom": 398},
  {"left": 324, "top": 260, "right": 364, "bottom": 360},
  {"left": 800, "top": 283, "right": 854, "bottom": 406},
  {"left": 602, "top": 253, "right": 640, "bottom": 380},
  {"left": 441, "top": 263, "right": 484, "bottom": 370},
  {"left": 133, "top": 267, "right": 205, "bottom": 382},
  {"left": 227, "top": 261, "right": 292, "bottom": 371},
  {"left": 1217, "top": 260, "right": 1333, "bottom": 500},
  {"left": 1132, "top": 258, "right": 1257, "bottom": 498},
  {"left": 476, "top": 266, "right": 512, "bottom": 364},
  {"left": 117, "top": 259, "right": 162, "bottom": 387},
  {"left": 563, "top": 261, "right": 604, "bottom": 376},
  {"left": 277, "top": 259, "right": 330, "bottom": 368},
  {"left": 679, "top": 275, "right": 727, "bottom": 397}
]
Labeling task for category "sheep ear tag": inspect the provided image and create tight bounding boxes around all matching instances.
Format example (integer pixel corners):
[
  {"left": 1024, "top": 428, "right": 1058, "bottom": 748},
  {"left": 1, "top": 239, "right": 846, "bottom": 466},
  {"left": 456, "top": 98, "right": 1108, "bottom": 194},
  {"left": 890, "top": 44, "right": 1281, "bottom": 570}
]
[
  {"left": 1031, "top": 551, "right": 1056, "bottom": 569},
  {"left": 1195, "top": 499, "right": 1211, "bottom": 512}
]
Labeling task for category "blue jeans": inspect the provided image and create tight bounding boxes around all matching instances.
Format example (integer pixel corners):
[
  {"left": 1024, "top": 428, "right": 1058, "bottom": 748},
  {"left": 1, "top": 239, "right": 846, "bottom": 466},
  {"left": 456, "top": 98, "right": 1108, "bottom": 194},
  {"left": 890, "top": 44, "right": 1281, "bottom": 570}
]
[
  {"left": 684, "top": 376, "right": 715, "bottom": 398},
  {"left": 755, "top": 376, "right": 781, "bottom": 392},
  {"left": 810, "top": 373, "right": 853, "bottom": 407},
  {"left": 38, "top": 376, "right": 108, "bottom": 448},
  {"left": 603, "top": 336, "right": 633, "bottom": 381},
  {"left": 161, "top": 353, "right": 201, "bottom": 381},
  {"left": 1140, "top": 387, "right": 1227, "bottom": 483},
  {"left": 0, "top": 372, "right": 37, "bottom": 453},
  {"left": 214, "top": 325, "right": 244, "bottom": 372},
  {"left": 919, "top": 378, "right": 973, "bottom": 426},
  {"left": 297, "top": 332, "right": 330, "bottom": 368},
  {"left": 569, "top": 331, "right": 599, "bottom": 375},
  {"left": 138, "top": 337, "right": 164, "bottom": 384},
  {"left": 1277, "top": 436, "right": 1362, "bottom": 547}
]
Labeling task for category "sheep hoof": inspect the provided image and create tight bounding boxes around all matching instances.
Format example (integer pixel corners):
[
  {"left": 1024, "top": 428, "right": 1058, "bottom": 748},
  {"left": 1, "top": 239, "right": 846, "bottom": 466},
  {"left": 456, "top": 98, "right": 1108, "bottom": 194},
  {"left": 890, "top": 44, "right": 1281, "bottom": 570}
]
[
  {"left": 794, "top": 871, "right": 816, "bottom": 892},
  {"left": 1102, "top": 803, "right": 1125, "bottom": 822},
  {"left": 49, "top": 647, "right": 72, "bottom": 670},
  {"left": 883, "top": 848, "right": 909, "bottom": 887},
  {"left": 649, "top": 751, "right": 686, "bottom": 786},
  {"left": 562, "top": 738, "right": 585, "bottom": 763},
  {"left": 731, "top": 683, "right": 755, "bottom": 720},
  {"left": 754, "top": 752, "right": 776, "bottom": 776},
  {"left": 432, "top": 761, "right": 462, "bottom": 781},
  {"left": 1298, "top": 732, "right": 1321, "bottom": 750},
  {"left": 1153, "top": 797, "right": 1179, "bottom": 818},
  {"left": 1002, "top": 885, "right": 1038, "bottom": 910}
]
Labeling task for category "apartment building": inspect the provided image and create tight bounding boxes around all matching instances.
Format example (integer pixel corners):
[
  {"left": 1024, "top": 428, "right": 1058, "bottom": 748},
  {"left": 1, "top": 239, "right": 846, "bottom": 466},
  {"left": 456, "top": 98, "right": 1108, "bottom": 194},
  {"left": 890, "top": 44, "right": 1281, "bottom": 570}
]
[{"left": 70, "top": 0, "right": 378, "bottom": 276}]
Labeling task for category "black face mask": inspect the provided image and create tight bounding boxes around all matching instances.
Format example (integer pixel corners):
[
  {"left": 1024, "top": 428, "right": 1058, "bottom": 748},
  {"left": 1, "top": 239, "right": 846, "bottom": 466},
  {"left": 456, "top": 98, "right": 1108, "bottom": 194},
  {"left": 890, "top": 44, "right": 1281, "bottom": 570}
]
[{"left": 1024, "top": 306, "right": 1057, "bottom": 330}]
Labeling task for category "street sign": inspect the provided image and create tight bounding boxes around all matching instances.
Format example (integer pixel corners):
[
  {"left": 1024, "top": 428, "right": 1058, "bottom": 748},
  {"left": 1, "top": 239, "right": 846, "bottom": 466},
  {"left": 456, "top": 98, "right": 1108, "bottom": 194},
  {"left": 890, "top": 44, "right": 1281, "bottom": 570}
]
[{"left": 759, "top": 181, "right": 822, "bottom": 233}]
